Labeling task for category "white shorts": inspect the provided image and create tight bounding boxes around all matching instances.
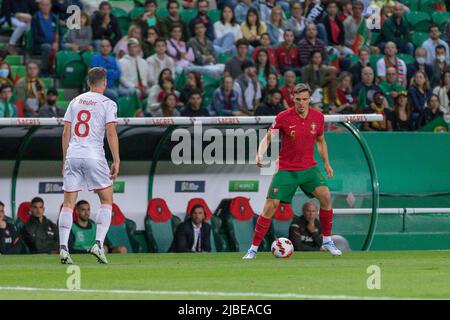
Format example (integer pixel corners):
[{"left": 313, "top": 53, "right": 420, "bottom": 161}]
[{"left": 63, "top": 158, "right": 112, "bottom": 192}]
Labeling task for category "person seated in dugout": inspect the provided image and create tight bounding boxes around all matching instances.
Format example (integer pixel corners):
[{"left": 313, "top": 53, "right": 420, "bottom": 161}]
[{"left": 289, "top": 201, "right": 323, "bottom": 251}]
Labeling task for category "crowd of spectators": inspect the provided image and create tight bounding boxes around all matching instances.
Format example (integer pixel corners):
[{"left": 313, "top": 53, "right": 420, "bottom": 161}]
[{"left": 0, "top": 0, "right": 449, "bottom": 130}]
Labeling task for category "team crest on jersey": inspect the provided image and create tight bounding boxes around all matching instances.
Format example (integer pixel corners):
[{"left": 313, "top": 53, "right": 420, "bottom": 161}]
[
  {"left": 310, "top": 122, "right": 317, "bottom": 134},
  {"left": 273, "top": 188, "right": 278, "bottom": 194},
  {"left": 290, "top": 130, "right": 296, "bottom": 141}
]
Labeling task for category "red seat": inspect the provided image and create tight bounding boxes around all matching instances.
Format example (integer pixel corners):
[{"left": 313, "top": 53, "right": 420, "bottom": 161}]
[
  {"left": 111, "top": 203, "right": 126, "bottom": 226},
  {"left": 273, "top": 203, "right": 294, "bottom": 221},
  {"left": 146, "top": 198, "right": 172, "bottom": 223},
  {"left": 14, "top": 99, "right": 24, "bottom": 117},
  {"left": 229, "top": 196, "right": 255, "bottom": 221},
  {"left": 17, "top": 202, "right": 31, "bottom": 223},
  {"left": 186, "top": 198, "right": 213, "bottom": 221}
]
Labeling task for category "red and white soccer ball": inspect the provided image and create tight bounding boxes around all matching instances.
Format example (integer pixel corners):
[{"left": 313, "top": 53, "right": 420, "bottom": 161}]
[{"left": 271, "top": 237, "right": 294, "bottom": 258}]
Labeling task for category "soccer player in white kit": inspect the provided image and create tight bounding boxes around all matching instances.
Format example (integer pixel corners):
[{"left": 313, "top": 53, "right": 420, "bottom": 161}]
[{"left": 58, "top": 67, "right": 120, "bottom": 265}]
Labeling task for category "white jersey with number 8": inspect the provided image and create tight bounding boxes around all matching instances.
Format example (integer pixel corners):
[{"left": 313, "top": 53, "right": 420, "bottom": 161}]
[{"left": 63, "top": 92, "right": 118, "bottom": 160}]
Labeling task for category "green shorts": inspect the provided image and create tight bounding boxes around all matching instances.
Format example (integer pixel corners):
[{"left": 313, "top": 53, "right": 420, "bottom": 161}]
[{"left": 267, "top": 167, "right": 328, "bottom": 203}]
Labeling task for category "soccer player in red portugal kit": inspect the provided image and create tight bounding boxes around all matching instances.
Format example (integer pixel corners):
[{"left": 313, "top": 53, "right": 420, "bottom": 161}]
[{"left": 243, "top": 83, "right": 342, "bottom": 259}]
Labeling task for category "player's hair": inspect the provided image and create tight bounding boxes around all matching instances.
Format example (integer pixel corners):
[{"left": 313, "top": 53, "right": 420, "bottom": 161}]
[
  {"left": 301, "top": 202, "right": 317, "bottom": 214},
  {"left": 76, "top": 200, "right": 89, "bottom": 209},
  {"left": 87, "top": 67, "right": 107, "bottom": 87},
  {"left": 189, "top": 204, "right": 205, "bottom": 216},
  {"left": 0, "top": 200, "right": 4, "bottom": 207},
  {"left": 31, "top": 197, "right": 44, "bottom": 205},
  {"left": 293, "top": 83, "right": 312, "bottom": 95}
]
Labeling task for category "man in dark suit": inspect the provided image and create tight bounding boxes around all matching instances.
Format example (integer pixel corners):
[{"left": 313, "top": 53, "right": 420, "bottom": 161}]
[{"left": 169, "top": 204, "right": 211, "bottom": 253}]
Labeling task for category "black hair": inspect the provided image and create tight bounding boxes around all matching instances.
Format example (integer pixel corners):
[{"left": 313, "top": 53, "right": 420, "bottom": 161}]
[
  {"left": 189, "top": 204, "right": 205, "bottom": 216},
  {"left": 76, "top": 200, "right": 89, "bottom": 209},
  {"left": 167, "top": 0, "right": 179, "bottom": 10},
  {"left": 245, "top": 8, "right": 262, "bottom": 33},
  {"left": 31, "top": 197, "right": 44, "bottom": 205},
  {"left": 220, "top": 5, "right": 236, "bottom": 26}
]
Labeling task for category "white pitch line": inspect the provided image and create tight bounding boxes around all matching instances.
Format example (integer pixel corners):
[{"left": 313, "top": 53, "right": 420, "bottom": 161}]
[{"left": 0, "top": 286, "right": 415, "bottom": 300}]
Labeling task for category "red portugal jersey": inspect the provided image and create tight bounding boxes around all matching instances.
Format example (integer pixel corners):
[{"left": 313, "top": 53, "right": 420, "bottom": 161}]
[{"left": 271, "top": 107, "right": 324, "bottom": 171}]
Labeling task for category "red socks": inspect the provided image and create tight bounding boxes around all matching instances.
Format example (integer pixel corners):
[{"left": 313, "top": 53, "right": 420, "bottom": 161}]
[
  {"left": 319, "top": 208, "right": 333, "bottom": 236},
  {"left": 252, "top": 215, "right": 272, "bottom": 247}
]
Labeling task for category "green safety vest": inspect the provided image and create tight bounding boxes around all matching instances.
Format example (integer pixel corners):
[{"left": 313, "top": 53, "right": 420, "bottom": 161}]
[{"left": 71, "top": 222, "right": 96, "bottom": 252}]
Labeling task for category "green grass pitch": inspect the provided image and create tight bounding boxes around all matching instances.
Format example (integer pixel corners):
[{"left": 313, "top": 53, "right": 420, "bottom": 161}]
[{"left": 1, "top": 251, "right": 449, "bottom": 299}]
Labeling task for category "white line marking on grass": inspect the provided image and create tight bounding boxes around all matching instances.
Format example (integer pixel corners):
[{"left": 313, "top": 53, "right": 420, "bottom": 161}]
[{"left": 0, "top": 286, "right": 414, "bottom": 300}]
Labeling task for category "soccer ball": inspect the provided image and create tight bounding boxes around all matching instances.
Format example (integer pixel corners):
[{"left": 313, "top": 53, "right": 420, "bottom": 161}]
[{"left": 271, "top": 237, "right": 294, "bottom": 258}]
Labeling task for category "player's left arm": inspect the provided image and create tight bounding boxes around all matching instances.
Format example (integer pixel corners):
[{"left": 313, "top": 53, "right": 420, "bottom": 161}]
[
  {"left": 315, "top": 134, "right": 334, "bottom": 179},
  {"left": 61, "top": 122, "right": 71, "bottom": 176}
]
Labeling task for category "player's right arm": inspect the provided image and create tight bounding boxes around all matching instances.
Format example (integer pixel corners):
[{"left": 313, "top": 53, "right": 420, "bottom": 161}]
[
  {"left": 106, "top": 122, "right": 120, "bottom": 180},
  {"left": 62, "top": 102, "right": 73, "bottom": 176},
  {"left": 256, "top": 116, "right": 282, "bottom": 167}
]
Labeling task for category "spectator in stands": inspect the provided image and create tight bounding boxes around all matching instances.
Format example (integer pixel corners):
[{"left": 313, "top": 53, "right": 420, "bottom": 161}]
[
  {"left": 188, "top": 20, "right": 225, "bottom": 79},
  {"left": 433, "top": 71, "right": 450, "bottom": 115},
  {"left": 256, "top": 49, "right": 277, "bottom": 88},
  {"left": 15, "top": 62, "right": 46, "bottom": 117},
  {"left": 167, "top": 24, "right": 195, "bottom": 74},
  {"left": 266, "top": 6, "right": 285, "bottom": 45},
  {"left": 331, "top": 71, "right": 355, "bottom": 114},
  {"left": 157, "top": 77, "right": 179, "bottom": 104},
  {"left": 376, "top": 41, "right": 407, "bottom": 87},
  {"left": 213, "top": 5, "right": 243, "bottom": 55},
  {"left": 378, "top": 2, "right": 413, "bottom": 55},
  {"left": 349, "top": 47, "right": 370, "bottom": 86},
  {"left": 303, "top": 0, "right": 328, "bottom": 44},
  {"left": 38, "top": 88, "right": 65, "bottom": 117},
  {"left": 388, "top": 91, "right": 415, "bottom": 131},
  {"left": 233, "top": 59, "right": 261, "bottom": 115},
  {"left": 63, "top": 11, "right": 93, "bottom": 52},
  {"left": 240, "top": 8, "right": 267, "bottom": 48},
  {"left": 252, "top": 33, "right": 277, "bottom": 67},
  {"left": 146, "top": 68, "right": 176, "bottom": 113},
  {"left": 337, "top": 0, "right": 352, "bottom": 22},
  {"left": 91, "top": 39, "right": 121, "bottom": 102},
  {"left": 0, "top": 84, "right": 16, "bottom": 117},
  {"left": 289, "top": 202, "right": 323, "bottom": 251},
  {"left": 258, "top": 0, "right": 277, "bottom": 24},
  {"left": 31, "top": 0, "right": 62, "bottom": 77},
  {"left": 234, "top": 0, "right": 257, "bottom": 25},
  {"left": 114, "top": 24, "right": 143, "bottom": 59},
  {"left": 180, "top": 71, "right": 203, "bottom": 104},
  {"left": 147, "top": 39, "right": 176, "bottom": 87},
  {"left": 284, "top": 1, "right": 306, "bottom": 42},
  {"left": 261, "top": 73, "right": 279, "bottom": 103},
  {"left": 343, "top": 1, "right": 377, "bottom": 54},
  {"left": 169, "top": 204, "right": 211, "bottom": 253},
  {"left": 91, "top": 1, "right": 121, "bottom": 49},
  {"left": 363, "top": 91, "right": 391, "bottom": 131},
  {"left": 182, "top": 0, "right": 198, "bottom": 9},
  {"left": 352, "top": 66, "right": 381, "bottom": 110},
  {"left": 164, "top": 0, "right": 191, "bottom": 42},
  {"left": 21, "top": 197, "right": 58, "bottom": 254},
  {"left": 134, "top": 0, "right": 168, "bottom": 39},
  {"left": 69, "top": 200, "right": 128, "bottom": 254},
  {"left": 323, "top": 1, "right": 353, "bottom": 57},
  {"left": 255, "top": 89, "right": 285, "bottom": 116},
  {"left": 0, "top": 62, "right": 14, "bottom": 86},
  {"left": 379, "top": 67, "right": 406, "bottom": 109},
  {"left": 431, "top": 45, "right": 450, "bottom": 88},
  {"left": 0, "top": 200, "right": 23, "bottom": 254},
  {"left": 181, "top": 89, "right": 210, "bottom": 116},
  {"left": 275, "top": 29, "right": 300, "bottom": 75},
  {"left": 211, "top": 75, "right": 242, "bottom": 115},
  {"left": 52, "top": 0, "right": 83, "bottom": 20},
  {"left": 224, "top": 38, "right": 252, "bottom": 79},
  {"left": 0, "top": 0, "right": 34, "bottom": 54},
  {"left": 280, "top": 70, "right": 296, "bottom": 108},
  {"left": 416, "top": 94, "right": 444, "bottom": 129},
  {"left": 408, "top": 70, "right": 432, "bottom": 120},
  {"left": 141, "top": 27, "right": 159, "bottom": 59},
  {"left": 297, "top": 23, "right": 328, "bottom": 67},
  {"left": 151, "top": 93, "right": 181, "bottom": 117},
  {"left": 408, "top": 47, "right": 433, "bottom": 86},
  {"left": 189, "top": 0, "right": 215, "bottom": 41},
  {"left": 301, "top": 49, "right": 337, "bottom": 105},
  {"left": 118, "top": 38, "right": 150, "bottom": 98},
  {"left": 422, "top": 24, "right": 450, "bottom": 66}
]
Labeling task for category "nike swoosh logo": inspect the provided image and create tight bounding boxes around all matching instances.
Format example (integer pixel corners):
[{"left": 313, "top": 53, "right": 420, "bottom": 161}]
[{"left": 289, "top": 125, "right": 296, "bottom": 128}]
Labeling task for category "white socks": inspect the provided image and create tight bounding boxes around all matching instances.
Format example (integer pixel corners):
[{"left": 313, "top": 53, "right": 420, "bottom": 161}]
[
  {"left": 58, "top": 207, "right": 74, "bottom": 249},
  {"left": 95, "top": 204, "right": 112, "bottom": 247},
  {"left": 250, "top": 245, "right": 259, "bottom": 252},
  {"left": 323, "top": 236, "right": 332, "bottom": 243}
]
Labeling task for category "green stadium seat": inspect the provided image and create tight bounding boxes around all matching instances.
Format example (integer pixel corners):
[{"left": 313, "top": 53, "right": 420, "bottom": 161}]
[
  {"left": 4, "top": 55, "right": 23, "bottom": 65},
  {"left": 431, "top": 11, "right": 450, "bottom": 31},
  {"left": 180, "top": 9, "right": 198, "bottom": 23},
  {"left": 145, "top": 198, "right": 181, "bottom": 253},
  {"left": 41, "top": 78, "right": 53, "bottom": 89},
  {"left": 419, "top": 0, "right": 447, "bottom": 15},
  {"left": 57, "top": 88, "right": 65, "bottom": 100},
  {"left": 369, "top": 53, "right": 384, "bottom": 71},
  {"left": 117, "top": 94, "right": 142, "bottom": 117},
  {"left": 56, "top": 50, "right": 82, "bottom": 75},
  {"left": 401, "top": 0, "right": 419, "bottom": 11},
  {"left": 112, "top": 7, "right": 131, "bottom": 36},
  {"left": 56, "top": 100, "right": 70, "bottom": 110},
  {"left": 10, "top": 65, "right": 26, "bottom": 79},
  {"left": 272, "top": 203, "right": 295, "bottom": 239},
  {"left": 111, "top": 7, "right": 128, "bottom": 18},
  {"left": 406, "top": 11, "right": 432, "bottom": 33},
  {"left": 129, "top": 6, "right": 145, "bottom": 20},
  {"left": 156, "top": 7, "right": 169, "bottom": 19},
  {"left": 207, "top": 9, "right": 221, "bottom": 23},
  {"left": 412, "top": 32, "right": 430, "bottom": 48},
  {"left": 398, "top": 53, "right": 415, "bottom": 66},
  {"left": 217, "top": 52, "right": 232, "bottom": 64},
  {"left": 81, "top": 51, "right": 97, "bottom": 69},
  {"left": 370, "top": 31, "right": 380, "bottom": 46},
  {"left": 56, "top": 52, "right": 87, "bottom": 88},
  {"left": 105, "top": 203, "right": 142, "bottom": 253},
  {"left": 348, "top": 53, "right": 361, "bottom": 66}
]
